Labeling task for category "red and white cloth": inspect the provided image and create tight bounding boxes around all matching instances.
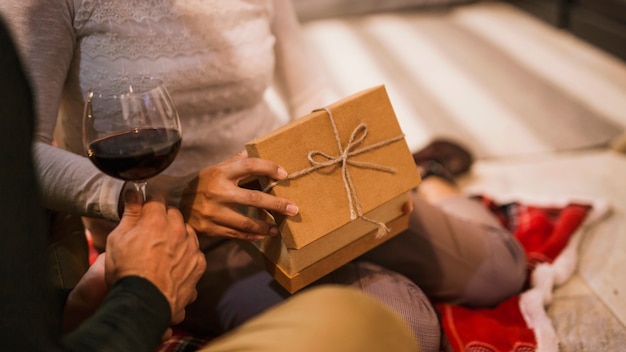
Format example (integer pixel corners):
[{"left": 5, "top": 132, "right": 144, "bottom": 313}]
[{"left": 438, "top": 195, "right": 611, "bottom": 352}]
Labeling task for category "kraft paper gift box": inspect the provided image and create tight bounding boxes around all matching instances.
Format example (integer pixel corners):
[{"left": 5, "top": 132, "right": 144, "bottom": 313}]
[{"left": 244, "top": 85, "right": 421, "bottom": 293}]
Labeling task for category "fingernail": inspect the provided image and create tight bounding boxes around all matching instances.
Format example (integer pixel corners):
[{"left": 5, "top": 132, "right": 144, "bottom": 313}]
[
  {"left": 269, "top": 226, "right": 279, "bottom": 237},
  {"left": 286, "top": 204, "right": 299, "bottom": 216},
  {"left": 277, "top": 167, "right": 288, "bottom": 179},
  {"left": 124, "top": 188, "right": 141, "bottom": 204}
]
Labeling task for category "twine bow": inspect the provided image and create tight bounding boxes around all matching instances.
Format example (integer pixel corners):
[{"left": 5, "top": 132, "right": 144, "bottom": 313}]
[{"left": 264, "top": 107, "right": 405, "bottom": 238}]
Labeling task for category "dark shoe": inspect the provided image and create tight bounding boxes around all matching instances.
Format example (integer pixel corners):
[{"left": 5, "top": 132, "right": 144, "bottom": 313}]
[
  {"left": 412, "top": 139, "right": 474, "bottom": 177},
  {"left": 418, "top": 160, "right": 457, "bottom": 185}
]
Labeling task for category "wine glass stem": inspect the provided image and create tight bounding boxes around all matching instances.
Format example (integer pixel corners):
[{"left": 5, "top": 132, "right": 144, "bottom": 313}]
[{"left": 134, "top": 181, "right": 147, "bottom": 202}]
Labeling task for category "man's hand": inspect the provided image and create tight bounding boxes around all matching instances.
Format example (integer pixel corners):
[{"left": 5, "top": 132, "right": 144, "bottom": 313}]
[
  {"left": 105, "top": 190, "right": 206, "bottom": 325},
  {"left": 180, "top": 150, "right": 299, "bottom": 241}
]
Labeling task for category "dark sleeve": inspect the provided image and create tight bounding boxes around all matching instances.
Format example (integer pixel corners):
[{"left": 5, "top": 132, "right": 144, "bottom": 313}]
[
  {"left": 0, "top": 14, "right": 63, "bottom": 352},
  {"left": 0, "top": 16, "right": 170, "bottom": 352},
  {"left": 64, "top": 277, "right": 171, "bottom": 352}
]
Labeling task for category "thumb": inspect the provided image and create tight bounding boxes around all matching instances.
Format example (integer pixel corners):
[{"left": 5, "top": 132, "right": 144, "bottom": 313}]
[{"left": 118, "top": 188, "right": 143, "bottom": 229}]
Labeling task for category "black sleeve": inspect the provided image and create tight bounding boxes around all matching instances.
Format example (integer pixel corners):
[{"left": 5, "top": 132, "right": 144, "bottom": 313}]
[
  {"left": 0, "top": 16, "right": 170, "bottom": 352},
  {"left": 0, "top": 13, "right": 63, "bottom": 352},
  {"left": 64, "top": 277, "right": 171, "bottom": 352}
]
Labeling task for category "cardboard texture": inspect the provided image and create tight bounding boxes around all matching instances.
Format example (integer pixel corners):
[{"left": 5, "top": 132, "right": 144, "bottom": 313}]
[
  {"left": 244, "top": 85, "right": 420, "bottom": 292},
  {"left": 245, "top": 213, "right": 411, "bottom": 293}
]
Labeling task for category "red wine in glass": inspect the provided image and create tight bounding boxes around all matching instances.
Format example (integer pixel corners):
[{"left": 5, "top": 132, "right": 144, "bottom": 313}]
[{"left": 87, "top": 127, "right": 181, "bottom": 181}]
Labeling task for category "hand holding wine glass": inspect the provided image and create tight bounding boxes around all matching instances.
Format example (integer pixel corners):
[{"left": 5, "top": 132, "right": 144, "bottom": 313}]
[{"left": 83, "top": 77, "right": 182, "bottom": 200}]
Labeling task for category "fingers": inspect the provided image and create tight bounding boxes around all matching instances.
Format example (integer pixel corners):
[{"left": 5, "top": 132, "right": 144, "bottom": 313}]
[
  {"left": 119, "top": 187, "right": 169, "bottom": 228},
  {"left": 110, "top": 184, "right": 207, "bottom": 331},
  {"left": 402, "top": 196, "right": 414, "bottom": 215},
  {"left": 144, "top": 189, "right": 167, "bottom": 205},
  {"left": 124, "top": 186, "right": 144, "bottom": 205},
  {"left": 164, "top": 205, "right": 185, "bottom": 231},
  {"left": 170, "top": 243, "right": 204, "bottom": 326},
  {"left": 224, "top": 154, "right": 289, "bottom": 186},
  {"left": 115, "top": 189, "right": 145, "bottom": 233},
  {"left": 185, "top": 224, "right": 199, "bottom": 248},
  {"left": 204, "top": 223, "right": 275, "bottom": 241},
  {"left": 218, "top": 156, "right": 299, "bottom": 215},
  {"left": 161, "top": 223, "right": 205, "bottom": 327},
  {"left": 171, "top": 310, "right": 186, "bottom": 326},
  {"left": 121, "top": 188, "right": 143, "bottom": 215},
  {"left": 185, "top": 152, "right": 302, "bottom": 240},
  {"left": 190, "top": 206, "right": 280, "bottom": 241},
  {"left": 138, "top": 195, "right": 172, "bottom": 223},
  {"left": 232, "top": 188, "right": 298, "bottom": 217},
  {"left": 225, "top": 157, "right": 298, "bottom": 216}
]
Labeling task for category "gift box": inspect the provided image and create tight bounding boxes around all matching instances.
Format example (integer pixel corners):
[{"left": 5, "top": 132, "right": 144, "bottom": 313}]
[{"left": 244, "top": 85, "right": 421, "bottom": 293}]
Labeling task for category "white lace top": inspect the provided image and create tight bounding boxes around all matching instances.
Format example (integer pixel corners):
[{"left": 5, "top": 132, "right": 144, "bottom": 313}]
[{"left": 2, "top": 0, "right": 336, "bottom": 220}]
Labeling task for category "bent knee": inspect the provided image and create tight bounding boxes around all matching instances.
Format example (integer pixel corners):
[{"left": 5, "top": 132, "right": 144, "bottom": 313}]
[
  {"left": 298, "top": 285, "right": 399, "bottom": 320},
  {"left": 462, "top": 245, "right": 527, "bottom": 307},
  {"left": 346, "top": 262, "right": 441, "bottom": 352},
  {"left": 296, "top": 286, "right": 420, "bottom": 351}
]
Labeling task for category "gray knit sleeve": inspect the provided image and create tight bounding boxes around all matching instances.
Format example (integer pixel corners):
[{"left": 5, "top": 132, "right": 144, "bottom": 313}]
[{"left": 1, "top": 1, "right": 124, "bottom": 220}]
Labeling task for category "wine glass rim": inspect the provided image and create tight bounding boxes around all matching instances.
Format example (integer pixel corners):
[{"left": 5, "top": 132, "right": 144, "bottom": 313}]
[{"left": 87, "top": 77, "right": 166, "bottom": 99}]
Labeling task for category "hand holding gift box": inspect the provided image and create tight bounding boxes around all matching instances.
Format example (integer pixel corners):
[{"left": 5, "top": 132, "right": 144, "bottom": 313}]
[{"left": 244, "top": 85, "right": 421, "bottom": 292}]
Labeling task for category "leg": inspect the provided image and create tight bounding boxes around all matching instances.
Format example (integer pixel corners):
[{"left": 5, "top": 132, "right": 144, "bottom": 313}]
[
  {"left": 361, "top": 190, "right": 527, "bottom": 307},
  {"left": 178, "top": 238, "right": 284, "bottom": 336},
  {"left": 315, "top": 261, "right": 442, "bottom": 352},
  {"left": 182, "top": 241, "right": 440, "bottom": 351},
  {"left": 198, "top": 286, "right": 420, "bottom": 352}
]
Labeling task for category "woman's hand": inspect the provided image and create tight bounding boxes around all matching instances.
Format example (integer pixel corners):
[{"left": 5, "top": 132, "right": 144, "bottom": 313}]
[
  {"left": 180, "top": 150, "right": 299, "bottom": 241},
  {"left": 403, "top": 191, "right": 415, "bottom": 215}
]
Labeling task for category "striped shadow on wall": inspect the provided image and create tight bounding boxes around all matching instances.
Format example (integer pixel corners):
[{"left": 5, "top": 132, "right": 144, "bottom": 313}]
[{"left": 300, "top": 2, "right": 626, "bottom": 159}]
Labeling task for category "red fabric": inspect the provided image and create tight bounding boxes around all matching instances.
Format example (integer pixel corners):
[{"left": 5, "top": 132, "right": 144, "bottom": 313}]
[
  {"left": 156, "top": 328, "right": 212, "bottom": 352},
  {"left": 438, "top": 196, "right": 592, "bottom": 352},
  {"left": 86, "top": 233, "right": 99, "bottom": 265}
]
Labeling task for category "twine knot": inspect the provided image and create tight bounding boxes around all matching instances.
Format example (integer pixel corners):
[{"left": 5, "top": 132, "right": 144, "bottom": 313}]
[{"left": 264, "top": 107, "right": 404, "bottom": 238}]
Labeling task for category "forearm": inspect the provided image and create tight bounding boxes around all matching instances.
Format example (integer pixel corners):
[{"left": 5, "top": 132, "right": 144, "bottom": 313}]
[
  {"left": 0, "top": 4, "right": 126, "bottom": 220},
  {"left": 35, "top": 139, "right": 199, "bottom": 222},
  {"left": 35, "top": 142, "right": 125, "bottom": 221}
]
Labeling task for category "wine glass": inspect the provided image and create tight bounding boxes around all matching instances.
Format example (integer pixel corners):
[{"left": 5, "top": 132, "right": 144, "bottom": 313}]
[{"left": 83, "top": 77, "right": 182, "bottom": 200}]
